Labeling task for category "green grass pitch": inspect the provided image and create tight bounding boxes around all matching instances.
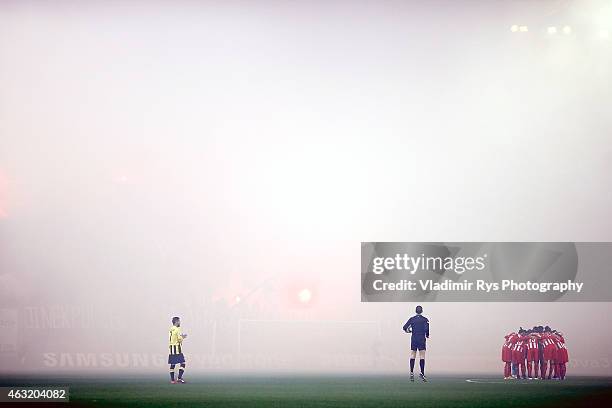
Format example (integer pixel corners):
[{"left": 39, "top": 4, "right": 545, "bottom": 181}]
[{"left": 2, "top": 375, "right": 612, "bottom": 407}]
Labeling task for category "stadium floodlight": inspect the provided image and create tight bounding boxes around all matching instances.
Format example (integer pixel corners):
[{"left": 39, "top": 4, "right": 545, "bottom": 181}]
[
  {"left": 519, "top": 25, "right": 528, "bottom": 32},
  {"left": 562, "top": 25, "right": 572, "bottom": 35},
  {"left": 547, "top": 26, "right": 557, "bottom": 35},
  {"left": 600, "top": 29, "right": 610, "bottom": 39},
  {"left": 235, "top": 295, "right": 241, "bottom": 304},
  {"left": 510, "top": 25, "right": 519, "bottom": 32},
  {"left": 298, "top": 288, "right": 312, "bottom": 303}
]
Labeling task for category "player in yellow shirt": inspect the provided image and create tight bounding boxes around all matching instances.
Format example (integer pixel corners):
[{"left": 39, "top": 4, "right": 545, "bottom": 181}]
[{"left": 168, "top": 316, "right": 187, "bottom": 384}]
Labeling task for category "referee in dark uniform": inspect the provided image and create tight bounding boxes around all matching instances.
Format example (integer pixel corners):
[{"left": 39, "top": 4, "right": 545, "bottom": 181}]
[{"left": 403, "top": 305, "right": 429, "bottom": 382}]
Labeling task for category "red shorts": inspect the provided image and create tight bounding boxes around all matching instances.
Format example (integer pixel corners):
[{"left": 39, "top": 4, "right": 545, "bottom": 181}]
[
  {"left": 526, "top": 348, "right": 539, "bottom": 362},
  {"left": 543, "top": 345, "right": 557, "bottom": 361},
  {"left": 555, "top": 349, "right": 569, "bottom": 363},
  {"left": 502, "top": 347, "right": 512, "bottom": 362},
  {"left": 512, "top": 349, "right": 526, "bottom": 363}
]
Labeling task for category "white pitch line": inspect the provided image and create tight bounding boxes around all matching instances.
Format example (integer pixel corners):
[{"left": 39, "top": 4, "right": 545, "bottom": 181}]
[{"left": 466, "top": 379, "right": 537, "bottom": 384}]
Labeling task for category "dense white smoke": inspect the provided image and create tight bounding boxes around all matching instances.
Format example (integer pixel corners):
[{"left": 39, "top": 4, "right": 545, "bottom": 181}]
[{"left": 1, "top": 0, "right": 611, "bottom": 375}]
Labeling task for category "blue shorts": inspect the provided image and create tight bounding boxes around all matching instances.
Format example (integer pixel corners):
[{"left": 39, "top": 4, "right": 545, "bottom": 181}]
[
  {"left": 168, "top": 353, "right": 185, "bottom": 365},
  {"left": 411, "top": 335, "right": 426, "bottom": 351}
]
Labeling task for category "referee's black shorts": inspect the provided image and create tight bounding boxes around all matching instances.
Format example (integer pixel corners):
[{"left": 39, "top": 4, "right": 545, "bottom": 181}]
[{"left": 411, "top": 335, "right": 426, "bottom": 351}]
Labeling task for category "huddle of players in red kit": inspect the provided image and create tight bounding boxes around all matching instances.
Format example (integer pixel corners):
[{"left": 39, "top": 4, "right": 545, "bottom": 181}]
[{"left": 502, "top": 325, "right": 569, "bottom": 380}]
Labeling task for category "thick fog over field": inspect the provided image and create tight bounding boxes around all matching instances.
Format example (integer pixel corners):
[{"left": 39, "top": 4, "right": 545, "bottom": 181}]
[{"left": 1, "top": 0, "right": 611, "bottom": 375}]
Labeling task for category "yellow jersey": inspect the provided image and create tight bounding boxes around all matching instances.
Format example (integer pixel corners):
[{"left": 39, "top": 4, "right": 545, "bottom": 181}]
[{"left": 169, "top": 326, "right": 184, "bottom": 355}]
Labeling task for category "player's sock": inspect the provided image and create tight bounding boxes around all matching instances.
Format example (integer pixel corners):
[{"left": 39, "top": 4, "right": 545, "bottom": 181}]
[
  {"left": 178, "top": 363, "right": 186, "bottom": 379},
  {"left": 504, "top": 362, "right": 510, "bottom": 378},
  {"left": 561, "top": 364, "right": 566, "bottom": 379},
  {"left": 170, "top": 364, "right": 175, "bottom": 381},
  {"left": 419, "top": 359, "right": 425, "bottom": 375},
  {"left": 547, "top": 361, "right": 553, "bottom": 379},
  {"left": 541, "top": 362, "right": 547, "bottom": 379},
  {"left": 527, "top": 362, "right": 532, "bottom": 378},
  {"left": 410, "top": 358, "right": 415, "bottom": 373}
]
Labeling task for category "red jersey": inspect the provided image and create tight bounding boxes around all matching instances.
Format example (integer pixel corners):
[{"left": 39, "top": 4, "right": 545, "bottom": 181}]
[
  {"left": 552, "top": 334, "right": 564, "bottom": 349},
  {"left": 503, "top": 332, "right": 518, "bottom": 350},
  {"left": 555, "top": 334, "right": 569, "bottom": 363},
  {"left": 512, "top": 335, "right": 528, "bottom": 352},
  {"left": 541, "top": 333, "right": 557, "bottom": 349},
  {"left": 526, "top": 334, "right": 540, "bottom": 350}
]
